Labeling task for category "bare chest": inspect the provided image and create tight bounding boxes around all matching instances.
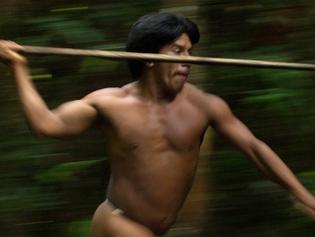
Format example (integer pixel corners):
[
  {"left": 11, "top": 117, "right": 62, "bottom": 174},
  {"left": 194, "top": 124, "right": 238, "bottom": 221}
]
[{"left": 101, "top": 100, "right": 208, "bottom": 152}]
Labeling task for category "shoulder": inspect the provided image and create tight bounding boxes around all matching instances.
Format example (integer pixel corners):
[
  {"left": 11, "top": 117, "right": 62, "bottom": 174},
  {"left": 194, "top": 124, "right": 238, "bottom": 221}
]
[
  {"left": 82, "top": 87, "right": 129, "bottom": 105},
  {"left": 85, "top": 87, "right": 127, "bottom": 99},
  {"left": 184, "top": 83, "right": 228, "bottom": 109},
  {"left": 184, "top": 83, "right": 232, "bottom": 120},
  {"left": 83, "top": 81, "right": 139, "bottom": 100}
]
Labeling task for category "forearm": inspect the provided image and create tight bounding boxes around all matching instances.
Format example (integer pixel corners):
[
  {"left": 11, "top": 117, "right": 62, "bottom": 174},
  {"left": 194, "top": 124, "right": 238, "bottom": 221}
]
[
  {"left": 0, "top": 41, "right": 82, "bottom": 137},
  {"left": 11, "top": 61, "right": 56, "bottom": 135},
  {"left": 252, "top": 140, "right": 315, "bottom": 207},
  {"left": 208, "top": 95, "right": 315, "bottom": 215}
]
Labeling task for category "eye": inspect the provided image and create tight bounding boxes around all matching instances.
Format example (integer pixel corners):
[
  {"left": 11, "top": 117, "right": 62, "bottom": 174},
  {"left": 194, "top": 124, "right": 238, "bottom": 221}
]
[{"left": 172, "top": 45, "right": 181, "bottom": 54}]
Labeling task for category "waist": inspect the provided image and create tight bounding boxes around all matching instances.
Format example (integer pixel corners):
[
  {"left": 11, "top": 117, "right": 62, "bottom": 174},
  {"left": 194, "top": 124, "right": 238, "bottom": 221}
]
[{"left": 107, "top": 180, "right": 181, "bottom": 235}]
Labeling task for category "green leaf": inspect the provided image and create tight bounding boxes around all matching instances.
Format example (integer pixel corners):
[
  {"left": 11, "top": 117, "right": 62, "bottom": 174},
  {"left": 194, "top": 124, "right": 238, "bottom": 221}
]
[{"left": 36, "top": 159, "right": 102, "bottom": 183}]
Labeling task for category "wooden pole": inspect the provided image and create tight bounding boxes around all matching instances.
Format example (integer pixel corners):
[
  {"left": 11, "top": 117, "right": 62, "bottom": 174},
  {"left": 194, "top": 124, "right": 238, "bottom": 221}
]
[{"left": 16, "top": 45, "right": 315, "bottom": 71}]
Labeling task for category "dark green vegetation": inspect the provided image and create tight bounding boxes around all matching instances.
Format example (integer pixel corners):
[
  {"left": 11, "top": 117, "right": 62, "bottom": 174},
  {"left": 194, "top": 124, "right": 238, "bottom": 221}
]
[{"left": 1, "top": 1, "right": 315, "bottom": 236}]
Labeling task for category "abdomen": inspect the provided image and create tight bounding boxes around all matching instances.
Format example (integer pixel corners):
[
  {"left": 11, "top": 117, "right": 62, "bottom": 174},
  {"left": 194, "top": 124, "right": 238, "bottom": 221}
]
[{"left": 107, "top": 149, "right": 199, "bottom": 234}]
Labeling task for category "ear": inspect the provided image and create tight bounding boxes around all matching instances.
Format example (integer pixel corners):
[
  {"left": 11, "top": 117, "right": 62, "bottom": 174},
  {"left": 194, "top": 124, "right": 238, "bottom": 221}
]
[{"left": 145, "top": 62, "right": 154, "bottom": 68}]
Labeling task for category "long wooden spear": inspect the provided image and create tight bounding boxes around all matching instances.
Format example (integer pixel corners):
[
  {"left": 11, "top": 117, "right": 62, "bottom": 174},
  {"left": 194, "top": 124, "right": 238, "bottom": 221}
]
[{"left": 16, "top": 45, "right": 315, "bottom": 71}]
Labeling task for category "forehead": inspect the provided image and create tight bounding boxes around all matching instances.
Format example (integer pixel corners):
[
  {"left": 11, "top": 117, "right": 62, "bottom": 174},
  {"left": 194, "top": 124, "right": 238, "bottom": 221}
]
[{"left": 172, "top": 33, "right": 192, "bottom": 48}]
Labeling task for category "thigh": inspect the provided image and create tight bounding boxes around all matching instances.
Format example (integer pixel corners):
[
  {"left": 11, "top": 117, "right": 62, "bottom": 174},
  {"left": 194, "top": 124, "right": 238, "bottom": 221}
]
[{"left": 90, "top": 201, "right": 156, "bottom": 237}]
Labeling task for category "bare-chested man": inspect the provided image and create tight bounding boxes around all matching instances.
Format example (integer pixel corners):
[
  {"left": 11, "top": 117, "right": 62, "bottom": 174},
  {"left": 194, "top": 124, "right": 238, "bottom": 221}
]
[{"left": 1, "top": 12, "right": 315, "bottom": 237}]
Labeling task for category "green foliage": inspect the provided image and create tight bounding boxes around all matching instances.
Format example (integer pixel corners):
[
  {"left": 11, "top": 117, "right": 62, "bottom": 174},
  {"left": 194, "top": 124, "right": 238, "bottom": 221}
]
[
  {"left": 1, "top": 0, "right": 315, "bottom": 237},
  {"left": 66, "top": 219, "right": 91, "bottom": 237},
  {"left": 200, "top": 1, "right": 315, "bottom": 236},
  {"left": 36, "top": 159, "right": 102, "bottom": 183}
]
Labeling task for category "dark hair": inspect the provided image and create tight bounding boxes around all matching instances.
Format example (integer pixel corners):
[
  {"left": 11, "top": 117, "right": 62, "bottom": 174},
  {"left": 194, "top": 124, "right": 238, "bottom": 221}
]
[{"left": 126, "top": 12, "right": 200, "bottom": 79}]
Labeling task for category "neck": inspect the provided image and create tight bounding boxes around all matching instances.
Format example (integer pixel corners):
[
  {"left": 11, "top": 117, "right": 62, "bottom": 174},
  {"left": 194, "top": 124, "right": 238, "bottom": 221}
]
[{"left": 137, "top": 73, "right": 176, "bottom": 103}]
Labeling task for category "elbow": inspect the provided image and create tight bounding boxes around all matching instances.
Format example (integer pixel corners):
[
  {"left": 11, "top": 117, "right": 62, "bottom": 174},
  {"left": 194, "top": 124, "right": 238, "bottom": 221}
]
[
  {"left": 245, "top": 137, "right": 266, "bottom": 157},
  {"left": 36, "top": 128, "right": 57, "bottom": 138},
  {"left": 251, "top": 138, "right": 266, "bottom": 149},
  {"left": 26, "top": 120, "right": 46, "bottom": 137},
  {"left": 30, "top": 125, "right": 57, "bottom": 138},
  {"left": 28, "top": 122, "right": 64, "bottom": 139},
  {"left": 248, "top": 138, "right": 274, "bottom": 162}
]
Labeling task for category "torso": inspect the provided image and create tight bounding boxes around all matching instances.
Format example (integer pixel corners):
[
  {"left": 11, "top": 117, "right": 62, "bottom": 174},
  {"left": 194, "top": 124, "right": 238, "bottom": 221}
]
[{"left": 90, "top": 82, "right": 210, "bottom": 235}]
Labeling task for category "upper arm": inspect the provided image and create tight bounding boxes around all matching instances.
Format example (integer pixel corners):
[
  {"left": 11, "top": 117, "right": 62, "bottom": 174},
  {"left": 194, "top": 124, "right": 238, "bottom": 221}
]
[
  {"left": 40, "top": 87, "right": 123, "bottom": 138},
  {"left": 206, "top": 95, "right": 258, "bottom": 155},
  {"left": 40, "top": 97, "right": 98, "bottom": 138}
]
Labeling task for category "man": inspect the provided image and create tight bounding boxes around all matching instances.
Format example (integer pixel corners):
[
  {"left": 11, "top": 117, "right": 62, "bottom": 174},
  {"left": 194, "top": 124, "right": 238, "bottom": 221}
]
[{"left": 0, "top": 12, "right": 315, "bottom": 237}]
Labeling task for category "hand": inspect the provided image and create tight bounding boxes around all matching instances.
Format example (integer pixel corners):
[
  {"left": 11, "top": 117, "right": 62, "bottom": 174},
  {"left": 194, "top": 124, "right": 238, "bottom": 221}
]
[{"left": 0, "top": 40, "right": 26, "bottom": 65}]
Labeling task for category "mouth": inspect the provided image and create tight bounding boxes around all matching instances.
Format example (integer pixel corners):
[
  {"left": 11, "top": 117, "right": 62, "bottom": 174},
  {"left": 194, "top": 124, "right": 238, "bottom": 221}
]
[
  {"left": 177, "top": 75, "right": 188, "bottom": 82},
  {"left": 174, "top": 71, "right": 189, "bottom": 80}
]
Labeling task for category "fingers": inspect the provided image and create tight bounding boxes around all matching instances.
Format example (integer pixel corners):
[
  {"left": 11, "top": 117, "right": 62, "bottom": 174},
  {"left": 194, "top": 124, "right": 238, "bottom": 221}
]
[
  {"left": 0, "top": 40, "right": 24, "bottom": 51},
  {"left": 0, "top": 40, "right": 26, "bottom": 64}
]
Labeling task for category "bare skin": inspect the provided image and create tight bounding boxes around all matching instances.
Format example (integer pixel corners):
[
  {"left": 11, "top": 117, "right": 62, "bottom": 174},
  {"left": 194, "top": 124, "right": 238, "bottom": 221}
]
[{"left": 1, "top": 34, "right": 315, "bottom": 237}]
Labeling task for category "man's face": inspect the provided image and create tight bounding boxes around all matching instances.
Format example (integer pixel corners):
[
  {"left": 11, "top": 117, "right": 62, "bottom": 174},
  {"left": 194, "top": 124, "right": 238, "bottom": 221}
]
[{"left": 153, "top": 33, "right": 193, "bottom": 94}]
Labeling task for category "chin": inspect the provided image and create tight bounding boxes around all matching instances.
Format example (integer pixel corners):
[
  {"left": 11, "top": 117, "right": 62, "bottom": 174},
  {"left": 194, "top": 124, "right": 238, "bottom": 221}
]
[
  {"left": 176, "top": 80, "right": 186, "bottom": 91},
  {"left": 169, "top": 83, "right": 185, "bottom": 96}
]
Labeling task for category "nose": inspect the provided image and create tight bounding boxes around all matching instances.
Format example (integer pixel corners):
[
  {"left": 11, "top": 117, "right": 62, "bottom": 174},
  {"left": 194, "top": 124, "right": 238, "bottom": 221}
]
[
  {"left": 182, "top": 50, "right": 190, "bottom": 57},
  {"left": 178, "top": 63, "right": 191, "bottom": 74},
  {"left": 180, "top": 60, "right": 191, "bottom": 69},
  {"left": 181, "top": 50, "right": 191, "bottom": 67}
]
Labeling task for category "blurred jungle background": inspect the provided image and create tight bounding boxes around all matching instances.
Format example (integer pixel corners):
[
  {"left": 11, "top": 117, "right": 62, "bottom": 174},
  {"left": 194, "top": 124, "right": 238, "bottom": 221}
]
[{"left": 1, "top": 0, "right": 315, "bottom": 236}]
